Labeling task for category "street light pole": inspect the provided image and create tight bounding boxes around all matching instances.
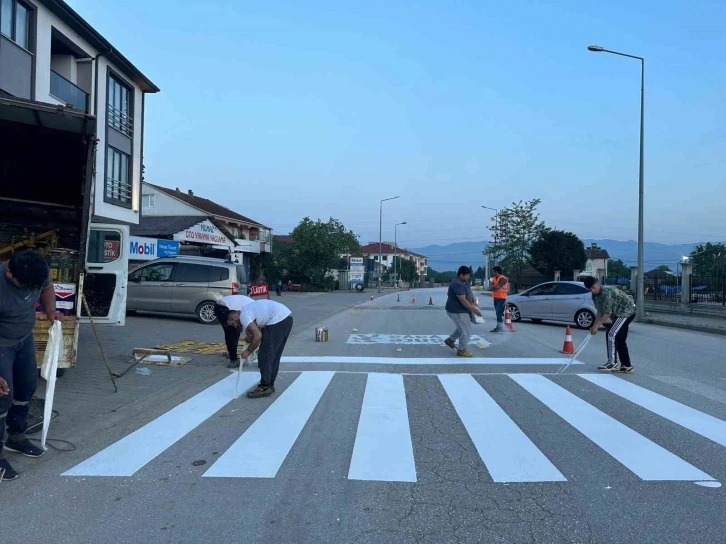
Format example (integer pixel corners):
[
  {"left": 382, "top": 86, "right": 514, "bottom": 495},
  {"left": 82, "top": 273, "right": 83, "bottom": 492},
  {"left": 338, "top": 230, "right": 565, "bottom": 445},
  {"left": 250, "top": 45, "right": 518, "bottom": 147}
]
[
  {"left": 379, "top": 196, "right": 400, "bottom": 293},
  {"left": 588, "top": 45, "right": 646, "bottom": 320},
  {"left": 394, "top": 221, "right": 407, "bottom": 288}
]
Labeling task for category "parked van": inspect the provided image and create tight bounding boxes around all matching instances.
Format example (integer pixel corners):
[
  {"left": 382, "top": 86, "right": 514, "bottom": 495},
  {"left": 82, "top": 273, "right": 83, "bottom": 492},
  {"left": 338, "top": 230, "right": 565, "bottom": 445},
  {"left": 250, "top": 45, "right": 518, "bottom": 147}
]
[{"left": 127, "top": 256, "right": 247, "bottom": 323}]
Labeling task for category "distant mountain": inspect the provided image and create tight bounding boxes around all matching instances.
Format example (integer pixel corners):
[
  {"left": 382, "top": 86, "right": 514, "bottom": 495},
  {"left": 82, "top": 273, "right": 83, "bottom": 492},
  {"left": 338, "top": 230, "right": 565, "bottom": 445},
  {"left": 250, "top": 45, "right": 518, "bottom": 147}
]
[{"left": 410, "top": 239, "right": 710, "bottom": 273}]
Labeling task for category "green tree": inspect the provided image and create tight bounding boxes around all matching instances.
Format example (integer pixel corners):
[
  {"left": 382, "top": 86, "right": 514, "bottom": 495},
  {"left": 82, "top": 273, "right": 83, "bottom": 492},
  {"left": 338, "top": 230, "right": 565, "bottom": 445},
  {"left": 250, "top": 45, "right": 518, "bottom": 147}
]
[
  {"left": 473, "top": 266, "right": 487, "bottom": 281},
  {"left": 689, "top": 243, "right": 726, "bottom": 276},
  {"left": 607, "top": 258, "right": 631, "bottom": 278},
  {"left": 289, "top": 217, "right": 360, "bottom": 285},
  {"left": 529, "top": 230, "right": 587, "bottom": 276},
  {"left": 487, "top": 199, "right": 549, "bottom": 289},
  {"left": 385, "top": 256, "right": 417, "bottom": 282}
]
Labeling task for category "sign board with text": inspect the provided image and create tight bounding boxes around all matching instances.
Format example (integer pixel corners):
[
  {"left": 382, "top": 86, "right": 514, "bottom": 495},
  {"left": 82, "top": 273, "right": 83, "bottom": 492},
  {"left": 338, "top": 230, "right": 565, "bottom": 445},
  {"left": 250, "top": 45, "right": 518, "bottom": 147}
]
[
  {"left": 249, "top": 283, "right": 269, "bottom": 297},
  {"left": 129, "top": 237, "right": 180, "bottom": 261},
  {"left": 173, "top": 220, "right": 233, "bottom": 246}
]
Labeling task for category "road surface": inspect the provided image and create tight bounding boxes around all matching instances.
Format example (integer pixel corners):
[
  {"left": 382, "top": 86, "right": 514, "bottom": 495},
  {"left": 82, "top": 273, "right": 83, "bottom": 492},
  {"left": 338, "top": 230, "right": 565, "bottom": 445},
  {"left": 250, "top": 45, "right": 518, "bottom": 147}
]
[{"left": 2, "top": 288, "right": 725, "bottom": 544}]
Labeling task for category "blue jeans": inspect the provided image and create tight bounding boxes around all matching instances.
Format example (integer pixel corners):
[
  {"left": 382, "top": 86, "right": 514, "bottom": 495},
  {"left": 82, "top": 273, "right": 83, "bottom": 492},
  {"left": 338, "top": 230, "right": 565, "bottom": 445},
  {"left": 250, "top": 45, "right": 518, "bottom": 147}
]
[
  {"left": 0, "top": 336, "right": 38, "bottom": 457},
  {"left": 493, "top": 299, "right": 506, "bottom": 324}
]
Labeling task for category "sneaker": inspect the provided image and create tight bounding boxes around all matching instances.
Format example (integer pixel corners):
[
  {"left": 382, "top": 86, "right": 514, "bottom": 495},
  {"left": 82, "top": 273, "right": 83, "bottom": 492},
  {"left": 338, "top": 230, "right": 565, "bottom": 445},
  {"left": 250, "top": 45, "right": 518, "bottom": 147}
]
[
  {"left": 457, "top": 350, "right": 473, "bottom": 358},
  {"left": 444, "top": 338, "right": 456, "bottom": 350},
  {"left": 227, "top": 359, "right": 241, "bottom": 369},
  {"left": 618, "top": 366, "right": 634, "bottom": 373},
  {"left": 246, "top": 384, "right": 275, "bottom": 399},
  {"left": 597, "top": 362, "right": 620, "bottom": 372},
  {"left": 490, "top": 326, "right": 504, "bottom": 333},
  {"left": 4, "top": 437, "right": 44, "bottom": 458},
  {"left": 0, "top": 458, "right": 19, "bottom": 481}
]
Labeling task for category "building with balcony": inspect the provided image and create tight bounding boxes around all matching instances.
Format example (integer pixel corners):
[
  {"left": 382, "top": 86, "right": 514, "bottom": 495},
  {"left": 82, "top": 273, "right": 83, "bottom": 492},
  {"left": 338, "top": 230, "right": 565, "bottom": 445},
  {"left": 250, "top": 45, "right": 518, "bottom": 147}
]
[
  {"left": 141, "top": 183, "right": 272, "bottom": 254},
  {"left": 358, "top": 242, "right": 429, "bottom": 279},
  {"left": 0, "top": 0, "right": 158, "bottom": 224}
]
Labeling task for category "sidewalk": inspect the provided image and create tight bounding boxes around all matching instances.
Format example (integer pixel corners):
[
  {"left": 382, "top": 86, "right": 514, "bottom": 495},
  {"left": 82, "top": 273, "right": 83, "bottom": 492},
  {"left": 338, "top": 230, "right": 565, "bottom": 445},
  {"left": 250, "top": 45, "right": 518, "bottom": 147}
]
[{"left": 640, "top": 311, "right": 726, "bottom": 336}]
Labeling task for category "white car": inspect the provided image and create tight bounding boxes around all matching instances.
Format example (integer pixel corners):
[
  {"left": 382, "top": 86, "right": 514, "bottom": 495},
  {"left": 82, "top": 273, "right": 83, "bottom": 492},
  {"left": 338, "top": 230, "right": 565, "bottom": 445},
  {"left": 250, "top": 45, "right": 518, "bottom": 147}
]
[{"left": 505, "top": 281, "right": 596, "bottom": 329}]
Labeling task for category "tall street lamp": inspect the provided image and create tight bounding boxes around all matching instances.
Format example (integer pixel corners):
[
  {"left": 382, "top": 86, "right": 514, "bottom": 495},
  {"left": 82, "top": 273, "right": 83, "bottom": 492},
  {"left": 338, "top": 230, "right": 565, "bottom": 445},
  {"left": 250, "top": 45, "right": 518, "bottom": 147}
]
[
  {"left": 588, "top": 44, "right": 646, "bottom": 320},
  {"left": 379, "top": 196, "right": 400, "bottom": 292},
  {"left": 394, "top": 221, "right": 407, "bottom": 287},
  {"left": 481, "top": 205, "right": 499, "bottom": 279}
]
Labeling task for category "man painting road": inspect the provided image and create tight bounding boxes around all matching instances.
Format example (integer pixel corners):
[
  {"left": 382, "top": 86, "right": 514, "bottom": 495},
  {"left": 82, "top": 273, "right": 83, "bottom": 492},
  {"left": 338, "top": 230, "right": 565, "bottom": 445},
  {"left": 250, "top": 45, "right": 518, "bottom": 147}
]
[
  {"left": 227, "top": 299, "right": 293, "bottom": 398},
  {"left": 214, "top": 294, "right": 254, "bottom": 369},
  {"left": 584, "top": 276, "right": 636, "bottom": 373},
  {"left": 0, "top": 251, "right": 62, "bottom": 481},
  {"left": 489, "top": 266, "right": 509, "bottom": 332},
  {"left": 444, "top": 266, "right": 482, "bottom": 358}
]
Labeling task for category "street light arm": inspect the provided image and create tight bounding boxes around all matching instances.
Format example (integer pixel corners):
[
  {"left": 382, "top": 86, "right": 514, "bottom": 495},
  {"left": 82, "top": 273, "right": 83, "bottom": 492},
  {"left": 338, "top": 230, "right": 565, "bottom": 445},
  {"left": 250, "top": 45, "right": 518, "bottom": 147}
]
[{"left": 588, "top": 45, "right": 643, "bottom": 61}]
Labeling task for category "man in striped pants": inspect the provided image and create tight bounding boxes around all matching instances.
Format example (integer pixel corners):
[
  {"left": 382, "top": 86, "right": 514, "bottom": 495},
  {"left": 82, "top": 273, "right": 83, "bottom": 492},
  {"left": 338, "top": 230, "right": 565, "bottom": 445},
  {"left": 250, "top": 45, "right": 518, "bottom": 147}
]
[{"left": 583, "top": 276, "right": 636, "bottom": 373}]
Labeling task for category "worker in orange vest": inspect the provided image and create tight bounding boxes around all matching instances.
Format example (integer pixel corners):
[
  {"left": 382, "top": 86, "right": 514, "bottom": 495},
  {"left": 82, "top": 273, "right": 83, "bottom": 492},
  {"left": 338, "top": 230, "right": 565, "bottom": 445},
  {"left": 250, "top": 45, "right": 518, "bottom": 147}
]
[{"left": 489, "top": 266, "right": 509, "bottom": 332}]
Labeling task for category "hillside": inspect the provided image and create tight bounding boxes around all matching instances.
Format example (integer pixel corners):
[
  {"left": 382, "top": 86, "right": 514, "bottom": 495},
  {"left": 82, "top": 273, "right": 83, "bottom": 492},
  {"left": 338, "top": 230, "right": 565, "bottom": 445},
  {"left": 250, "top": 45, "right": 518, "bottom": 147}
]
[{"left": 410, "top": 239, "right": 710, "bottom": 273}]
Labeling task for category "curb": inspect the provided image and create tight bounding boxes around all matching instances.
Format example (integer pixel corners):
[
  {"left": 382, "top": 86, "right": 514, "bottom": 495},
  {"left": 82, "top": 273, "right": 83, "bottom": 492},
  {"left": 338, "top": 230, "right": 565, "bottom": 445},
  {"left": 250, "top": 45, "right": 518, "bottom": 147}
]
[{"left": 640, "top": 318, "right": 726, "bottom": 337}]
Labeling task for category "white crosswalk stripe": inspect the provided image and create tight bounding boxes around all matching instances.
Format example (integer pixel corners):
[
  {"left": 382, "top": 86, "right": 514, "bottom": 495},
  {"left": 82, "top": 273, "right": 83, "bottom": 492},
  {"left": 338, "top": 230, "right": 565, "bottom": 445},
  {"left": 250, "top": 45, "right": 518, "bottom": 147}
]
[{"left": 64, "top": 372, "right": 726, "bottom": 484}]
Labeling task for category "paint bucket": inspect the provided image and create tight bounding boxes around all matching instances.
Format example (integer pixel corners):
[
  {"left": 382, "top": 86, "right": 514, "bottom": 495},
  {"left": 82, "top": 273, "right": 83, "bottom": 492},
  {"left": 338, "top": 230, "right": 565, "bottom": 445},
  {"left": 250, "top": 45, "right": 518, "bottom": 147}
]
[{"left": 315, "top": 328, "right": 329, "bottom": 342}]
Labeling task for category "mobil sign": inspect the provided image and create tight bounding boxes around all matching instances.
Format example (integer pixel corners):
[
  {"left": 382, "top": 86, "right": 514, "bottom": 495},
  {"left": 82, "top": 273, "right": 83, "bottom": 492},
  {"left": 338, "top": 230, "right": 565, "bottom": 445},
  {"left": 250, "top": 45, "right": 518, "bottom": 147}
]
[{"left": 129, "top": 236, "right": 180, "bottom": 261}]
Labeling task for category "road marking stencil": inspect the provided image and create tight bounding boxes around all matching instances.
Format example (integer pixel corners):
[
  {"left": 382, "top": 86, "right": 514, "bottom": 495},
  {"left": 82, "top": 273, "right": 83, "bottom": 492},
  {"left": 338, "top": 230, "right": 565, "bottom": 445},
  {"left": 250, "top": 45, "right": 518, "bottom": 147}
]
[
  {"left": 347, "top": 334, "right": 490, "bottom": 346},
  {"left": 66, "top": 372, "right": 725, "bottom": 484}
]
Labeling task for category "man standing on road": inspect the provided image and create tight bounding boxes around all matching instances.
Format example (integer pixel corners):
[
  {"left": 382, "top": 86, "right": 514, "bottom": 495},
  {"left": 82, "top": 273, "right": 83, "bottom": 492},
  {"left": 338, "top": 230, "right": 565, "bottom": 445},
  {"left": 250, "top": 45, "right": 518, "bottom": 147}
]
[
  {"left": 584, "top": 277, "right": 636, "bottom": 373},
  {"left": 0, "top": 251, "right": 62, "bottom": 481},
  {"left": 489, "top": 266, "right": 509, "bottom": 332},
  {"left": 227, "top": 299, "right": 293, "bottom": 398},
  {"left": 214, "top": 295, "right": 254, "bottom": 369},
  {"left": 444, "top": 266, "right": 482, "bottom": 358}
]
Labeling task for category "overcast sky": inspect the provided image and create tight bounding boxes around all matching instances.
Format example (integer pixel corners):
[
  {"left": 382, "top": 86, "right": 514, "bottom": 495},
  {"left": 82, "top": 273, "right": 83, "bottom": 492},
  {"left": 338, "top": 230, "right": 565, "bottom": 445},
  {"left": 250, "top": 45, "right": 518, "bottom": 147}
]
[{"left": 71, "top": 0, "right": 726, "bottom": 247}]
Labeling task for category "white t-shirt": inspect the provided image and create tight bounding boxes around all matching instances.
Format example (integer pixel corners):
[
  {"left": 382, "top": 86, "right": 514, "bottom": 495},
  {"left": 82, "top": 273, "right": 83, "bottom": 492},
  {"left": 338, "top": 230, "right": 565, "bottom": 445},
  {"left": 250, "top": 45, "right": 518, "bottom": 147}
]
[
  {"left": 220, "top": 295, "right": 254, "bottom": 312},
  {"left": 241, "top": 300, "right": 291, "bottom": 332}
]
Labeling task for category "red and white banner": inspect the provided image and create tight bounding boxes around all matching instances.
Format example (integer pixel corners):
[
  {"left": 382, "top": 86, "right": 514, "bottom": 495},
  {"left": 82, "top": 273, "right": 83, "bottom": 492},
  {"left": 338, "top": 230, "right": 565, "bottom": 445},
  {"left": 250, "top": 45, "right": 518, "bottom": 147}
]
[{"left": 249, "top": 283, "right": 269, "bottom": 297}]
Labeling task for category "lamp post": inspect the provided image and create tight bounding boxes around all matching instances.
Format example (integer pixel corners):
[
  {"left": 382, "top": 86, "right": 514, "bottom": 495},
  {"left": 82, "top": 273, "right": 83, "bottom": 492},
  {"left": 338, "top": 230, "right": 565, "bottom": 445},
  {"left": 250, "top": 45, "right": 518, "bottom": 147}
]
[
  {"left": 379, "top": 196, "right": 400, "bottom": 292},
  {"left": 394, "top": 221, "right": 407, "bottom": 287},
  {"left": 588, "top": 44, "right": 645, "bottom": 320},
  {"left": 481, "top": 205, "right": 499, "bottom": 280}
]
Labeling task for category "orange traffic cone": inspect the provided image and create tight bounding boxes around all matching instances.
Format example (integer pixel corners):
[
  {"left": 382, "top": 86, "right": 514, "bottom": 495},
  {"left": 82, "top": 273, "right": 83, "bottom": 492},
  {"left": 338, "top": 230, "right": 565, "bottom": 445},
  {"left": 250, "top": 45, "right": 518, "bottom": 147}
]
[
  {"left": 428, "top": 297, "right": 433, "bottom": 306},
  {"left": 504, "top": 305, "right": 515, "bottom": 332},
  {"left": 560, "top": 326, "right": 575, "bottom": 354},
  {"left": 412, "top": 296, "right": 416, "bottom": 304}
]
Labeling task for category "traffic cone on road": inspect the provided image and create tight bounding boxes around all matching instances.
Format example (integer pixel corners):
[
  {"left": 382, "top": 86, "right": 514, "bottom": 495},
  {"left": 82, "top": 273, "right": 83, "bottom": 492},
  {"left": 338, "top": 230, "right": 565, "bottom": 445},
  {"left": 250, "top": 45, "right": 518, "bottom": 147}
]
[
  {"left": 428, "top": 297, "right": 433, "bottom": 306},
  {"left": 560, "top": 326, "right": 575, "bottom": 354},
  {"left": 504, "top": 305, "right": 515, "bottom": 332}
]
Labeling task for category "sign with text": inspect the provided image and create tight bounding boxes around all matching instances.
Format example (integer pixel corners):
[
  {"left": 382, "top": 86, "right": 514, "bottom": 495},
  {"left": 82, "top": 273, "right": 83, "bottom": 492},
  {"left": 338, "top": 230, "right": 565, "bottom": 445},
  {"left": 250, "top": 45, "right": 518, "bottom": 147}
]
[
  {"left": 129, "top": 237, "right": 180, "bottom": 261},
  {"left": 249, "top": 283, "right": 269, "bottom": 297},
  {"left": 173, "top": 220, "right": 232, "bottom": 246},
  {"left": 349, "top": 257, "right": 364, "bottom": 266},
  {"left": 104, "top": 240, "right": 120, "bottom": 262}
]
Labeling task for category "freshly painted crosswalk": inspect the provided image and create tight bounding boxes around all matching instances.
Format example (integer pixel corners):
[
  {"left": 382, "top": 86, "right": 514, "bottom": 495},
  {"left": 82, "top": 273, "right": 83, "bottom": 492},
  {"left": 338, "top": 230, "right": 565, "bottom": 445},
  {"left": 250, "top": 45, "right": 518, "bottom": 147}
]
[{"left": 63, "top": 372, "right": 726, "bottom": 484}]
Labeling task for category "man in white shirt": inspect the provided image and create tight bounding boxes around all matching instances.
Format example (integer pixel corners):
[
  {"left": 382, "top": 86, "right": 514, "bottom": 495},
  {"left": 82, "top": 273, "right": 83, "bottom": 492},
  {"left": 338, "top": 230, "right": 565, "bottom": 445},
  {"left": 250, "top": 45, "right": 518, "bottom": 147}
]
[
  {"left": 214, "top": 295, "right": 254, "bottom": 368},
  {"left": 227, "top": 299, "right": 293, "bottom": 398}
]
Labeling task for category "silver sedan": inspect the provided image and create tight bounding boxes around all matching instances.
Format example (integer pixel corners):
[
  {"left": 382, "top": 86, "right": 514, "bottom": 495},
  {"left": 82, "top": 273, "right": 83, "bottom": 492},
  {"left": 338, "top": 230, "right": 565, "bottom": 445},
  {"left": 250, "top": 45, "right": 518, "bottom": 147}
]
[{"left": 505, "top": 281, "right": 596, "bottom": 329}]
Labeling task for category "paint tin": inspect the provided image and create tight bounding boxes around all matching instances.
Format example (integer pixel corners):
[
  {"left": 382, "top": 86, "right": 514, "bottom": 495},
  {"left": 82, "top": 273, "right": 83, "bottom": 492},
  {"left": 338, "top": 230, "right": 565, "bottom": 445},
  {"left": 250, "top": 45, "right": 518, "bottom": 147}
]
[{"left": 315, "top": 328, "right": 329, "bottom": 342}]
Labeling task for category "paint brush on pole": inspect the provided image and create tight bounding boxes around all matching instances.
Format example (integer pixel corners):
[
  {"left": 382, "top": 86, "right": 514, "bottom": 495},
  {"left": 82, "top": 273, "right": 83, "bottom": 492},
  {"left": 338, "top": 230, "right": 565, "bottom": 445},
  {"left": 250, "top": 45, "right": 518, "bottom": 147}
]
[{"left": 556, "top": 333, "right": 592, "bottom": 374}]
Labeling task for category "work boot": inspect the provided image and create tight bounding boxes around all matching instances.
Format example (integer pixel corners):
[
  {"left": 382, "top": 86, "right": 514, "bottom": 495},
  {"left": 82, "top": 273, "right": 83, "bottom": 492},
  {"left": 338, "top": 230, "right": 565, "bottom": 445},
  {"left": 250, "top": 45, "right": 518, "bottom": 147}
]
[
  {"left": 457, "top": 349, "right": 473, "bottom": 358},
  {"left": 444, "top": 338, "right": 456, "bottom": 350},
  {"left": 0, "top": 458, "right": 19, "bottom": 481},
  {"left": 227, "top": 359, "right": 241, "bottom": 369},
  {"left": 4, "top": 436, "right": 44, "bottom": 458},
  {"left": 246, "top": 384, "right": 275, "bottom": 399}
]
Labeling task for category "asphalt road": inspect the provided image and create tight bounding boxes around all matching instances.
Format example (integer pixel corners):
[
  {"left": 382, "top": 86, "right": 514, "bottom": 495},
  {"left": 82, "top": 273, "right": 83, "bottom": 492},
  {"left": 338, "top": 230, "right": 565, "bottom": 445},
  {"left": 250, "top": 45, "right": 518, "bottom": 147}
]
[{"left": 2, "top": 288, "right": 725, "bottom": 544}]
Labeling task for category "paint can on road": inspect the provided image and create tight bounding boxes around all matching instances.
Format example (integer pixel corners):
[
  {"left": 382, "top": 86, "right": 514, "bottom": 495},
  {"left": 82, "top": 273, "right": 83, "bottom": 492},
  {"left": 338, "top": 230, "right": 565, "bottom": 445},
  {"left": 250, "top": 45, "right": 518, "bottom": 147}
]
[{"left": 315, "top": 328, "right": 329, "bottom": 342}]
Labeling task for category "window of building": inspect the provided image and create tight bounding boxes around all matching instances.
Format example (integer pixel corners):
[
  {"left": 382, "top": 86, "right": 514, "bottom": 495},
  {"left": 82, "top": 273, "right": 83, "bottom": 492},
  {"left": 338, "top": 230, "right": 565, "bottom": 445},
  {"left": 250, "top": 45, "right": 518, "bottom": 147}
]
[
  {"left": 106, "top": 146, "right": 131, "bottom": 206},
  {"left": 1, "top": 0, "right": 30, "bottom": 50},
  {"left": 108, "top": 74, "right": 133, "bottom": 136},
  {"left": 141, "top": 194, "right": 155, "bottom": 210},
  {"left": 382, "top": 255, "right": 388, "bottom": 261}
]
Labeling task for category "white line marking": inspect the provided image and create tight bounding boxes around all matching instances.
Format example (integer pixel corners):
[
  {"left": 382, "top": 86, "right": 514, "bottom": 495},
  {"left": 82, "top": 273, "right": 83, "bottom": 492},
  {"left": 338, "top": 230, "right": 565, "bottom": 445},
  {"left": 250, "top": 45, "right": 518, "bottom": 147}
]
[
  {"left": 511, "top": 374, "right": 713, "bottom": 481},
  {"left": 204, "top": 371, "right": 335, "bottom": 478},
  {"left": 347, "top": 334, "right": 490, "bottom": 346},
  {"left": 348, "top": 373, "right": 416, "bottom": 482},
  {"left": 581, "top": 375, "right": 726, "bottom": 447},
  {"left": 281, "top": 357, "right": 583, "bottom": 366},
  {"left": 63, "top": 373, "right": 259, "bottom": 477},
  {"left": 439, "top": 374, "right": 566, "bottom": 482},
  {"left": 650, "top": 376, "right": 726, "bottom": 406}
]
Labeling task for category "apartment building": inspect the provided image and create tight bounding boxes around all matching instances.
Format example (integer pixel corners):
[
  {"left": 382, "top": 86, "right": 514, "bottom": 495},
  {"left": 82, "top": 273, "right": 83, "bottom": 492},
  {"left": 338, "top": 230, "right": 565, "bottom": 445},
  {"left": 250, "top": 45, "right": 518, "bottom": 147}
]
[
  {"left": 0, "top": 0, "right": 158, "bottom": 224},
  {"left": 358, "top": 242, "right": 428, "bottom": 279}
]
